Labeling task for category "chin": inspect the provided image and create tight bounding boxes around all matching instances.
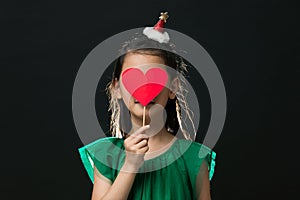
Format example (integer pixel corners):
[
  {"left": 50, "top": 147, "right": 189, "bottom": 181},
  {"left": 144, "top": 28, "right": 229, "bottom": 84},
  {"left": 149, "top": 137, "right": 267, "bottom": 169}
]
[{"left": 129, "top": 104, "right": 151, "bottom": 117}]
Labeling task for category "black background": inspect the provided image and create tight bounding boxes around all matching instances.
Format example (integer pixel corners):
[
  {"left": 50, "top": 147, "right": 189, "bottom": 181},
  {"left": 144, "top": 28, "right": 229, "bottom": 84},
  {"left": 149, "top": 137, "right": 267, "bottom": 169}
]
[{"left": 1, "top": 0, "right": 299, "bottom": 199}]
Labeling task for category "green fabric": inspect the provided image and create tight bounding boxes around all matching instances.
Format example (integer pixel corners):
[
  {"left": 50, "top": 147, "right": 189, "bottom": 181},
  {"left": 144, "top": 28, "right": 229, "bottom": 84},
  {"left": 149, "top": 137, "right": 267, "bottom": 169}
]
[{"left": 78, "top": 137, "right": 216, "bottom": 200}]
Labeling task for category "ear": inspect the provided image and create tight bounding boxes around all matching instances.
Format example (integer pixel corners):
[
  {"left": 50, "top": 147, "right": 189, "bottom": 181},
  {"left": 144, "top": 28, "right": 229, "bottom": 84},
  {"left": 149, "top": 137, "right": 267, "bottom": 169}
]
[
  {"left": 169, "top": 77, "right": 179, "bottom": 100},
  {"left": 113, "top": 78, "right": 122, "bottom": 99}
]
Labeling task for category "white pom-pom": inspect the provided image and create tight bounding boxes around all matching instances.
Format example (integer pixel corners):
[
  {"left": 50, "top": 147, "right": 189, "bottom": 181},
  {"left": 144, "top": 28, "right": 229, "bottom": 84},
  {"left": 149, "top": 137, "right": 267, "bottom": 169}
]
[{"left": 143, "top": 27, "right": 170, "bottom": 43}]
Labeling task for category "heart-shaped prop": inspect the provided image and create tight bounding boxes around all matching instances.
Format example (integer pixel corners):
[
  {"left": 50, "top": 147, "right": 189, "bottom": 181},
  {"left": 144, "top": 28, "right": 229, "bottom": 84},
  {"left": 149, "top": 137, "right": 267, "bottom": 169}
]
[{"left": 122, "top": 67, "right": 168, "bottom": 106}]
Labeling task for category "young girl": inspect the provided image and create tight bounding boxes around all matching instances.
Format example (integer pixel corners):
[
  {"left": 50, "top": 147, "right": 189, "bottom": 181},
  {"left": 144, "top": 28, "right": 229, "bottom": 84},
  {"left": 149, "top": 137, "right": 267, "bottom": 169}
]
[{"left": 79, "top": 12, "right": 216, "bottom": 200}]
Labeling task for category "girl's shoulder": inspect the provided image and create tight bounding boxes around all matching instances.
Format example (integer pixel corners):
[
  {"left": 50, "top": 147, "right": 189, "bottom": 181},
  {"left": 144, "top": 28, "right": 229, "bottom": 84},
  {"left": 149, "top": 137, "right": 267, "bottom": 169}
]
[
  {"left": 79, "top": 137, "right": 124, "bottom": 152},
  {"left": 78, "top": 137, "right": 125, "bottom": 183},
  {"left": 175, "top": 139, "right": 217, "bottom": 181},
  {"left": 79, "top": 136, "right": 125, "bottom": 165},
  {"left": 175, "top": 138, "right": 215, "bottom": 158}
]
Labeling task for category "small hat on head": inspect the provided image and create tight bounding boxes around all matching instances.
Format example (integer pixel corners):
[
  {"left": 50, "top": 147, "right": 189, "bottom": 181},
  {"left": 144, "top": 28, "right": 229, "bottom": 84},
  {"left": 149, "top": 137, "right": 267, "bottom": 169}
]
[{"left": 143, "top": 12, "right": 170, "bottom": 44}]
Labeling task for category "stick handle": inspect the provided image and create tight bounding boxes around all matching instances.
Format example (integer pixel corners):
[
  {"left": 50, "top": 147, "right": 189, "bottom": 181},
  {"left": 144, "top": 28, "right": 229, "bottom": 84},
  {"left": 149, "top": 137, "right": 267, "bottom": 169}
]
[{"left": 142, "top": 106, "right": 146, "bottom": 126}]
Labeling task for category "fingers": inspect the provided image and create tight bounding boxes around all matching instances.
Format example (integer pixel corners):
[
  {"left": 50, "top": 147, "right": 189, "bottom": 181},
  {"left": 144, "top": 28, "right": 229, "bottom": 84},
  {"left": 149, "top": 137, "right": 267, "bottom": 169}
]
[
  {"left": 133, "top": 139, "right": 148, "bottom": 149},
  {"left": 125, "top": 137, "right": 148, "bottom": 152},
  {"left": 138, "top": 145, "right": 149, "bottom": 154},
  {"left": 123, "top": 126, "right": 150, "bottom": 169},
  {"left": 129, "top": 135, "right": 148, "bottom": 145},
  {"left": 125, "top": 125, "right": 150, "bottom": 144},
  {"left": 124, "top": 125, "right": 150, "bottom": 154},
  {"left": 129, "top": 125, "right": 150, "bottom": 137}
]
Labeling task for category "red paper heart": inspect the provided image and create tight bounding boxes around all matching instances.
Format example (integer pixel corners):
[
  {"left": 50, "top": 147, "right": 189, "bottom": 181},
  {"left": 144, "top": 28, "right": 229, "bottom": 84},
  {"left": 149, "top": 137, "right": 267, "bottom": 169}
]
[{"left": 121, "top": 67, "right": 168, "bottom": 106}]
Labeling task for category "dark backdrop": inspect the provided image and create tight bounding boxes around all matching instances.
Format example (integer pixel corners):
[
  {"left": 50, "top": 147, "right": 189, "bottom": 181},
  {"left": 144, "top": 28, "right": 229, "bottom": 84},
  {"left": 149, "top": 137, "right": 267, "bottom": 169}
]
[{"left": 1, "top": 0, "right": 299, "bottom": 199}]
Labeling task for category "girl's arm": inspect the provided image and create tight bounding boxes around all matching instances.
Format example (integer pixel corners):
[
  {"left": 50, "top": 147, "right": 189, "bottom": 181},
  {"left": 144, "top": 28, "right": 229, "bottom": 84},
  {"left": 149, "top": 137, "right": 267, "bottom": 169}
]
[
  {"left": 91, "top": 125, "right": 150, "bottom": 200},
  {"left": 91, "top": 162, "right": 138, "bottom": 200},
  {"left": 196, "top": 162, "right": 211, "bottom": 200}
]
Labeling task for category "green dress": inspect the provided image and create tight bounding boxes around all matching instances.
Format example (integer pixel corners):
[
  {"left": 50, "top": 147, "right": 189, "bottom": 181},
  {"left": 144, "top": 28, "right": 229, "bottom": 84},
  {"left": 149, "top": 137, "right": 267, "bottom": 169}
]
[{"left": 78, "top": 137, "right": 216, "bottom": 200}]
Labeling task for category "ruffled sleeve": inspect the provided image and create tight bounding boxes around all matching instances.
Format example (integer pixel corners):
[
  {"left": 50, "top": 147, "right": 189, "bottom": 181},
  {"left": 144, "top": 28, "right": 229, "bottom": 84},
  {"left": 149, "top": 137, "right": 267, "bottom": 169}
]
[
  {"left": 183, "top": 141, "right": 217, "bottom": 185},
  {"left": 78, "top": 137, "right": 125, "bottom": 183},
  {"left": 205, "top": 148, "right": 216, "bottom": 181},
  {"left": 195, "top": 143, "right": 216, "bottom": 181}
]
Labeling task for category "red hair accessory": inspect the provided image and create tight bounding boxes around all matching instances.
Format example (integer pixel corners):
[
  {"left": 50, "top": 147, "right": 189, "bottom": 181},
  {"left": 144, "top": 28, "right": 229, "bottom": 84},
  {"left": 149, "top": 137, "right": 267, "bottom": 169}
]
[{"left": 143, "top": 12, "right": 170, "bottom": 43}]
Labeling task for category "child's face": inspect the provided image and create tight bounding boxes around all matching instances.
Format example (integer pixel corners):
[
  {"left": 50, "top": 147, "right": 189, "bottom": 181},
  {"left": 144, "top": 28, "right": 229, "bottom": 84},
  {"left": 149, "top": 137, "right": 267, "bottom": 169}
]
[{"left": 115, "top": 53, "right": 177, "bottom": 122}]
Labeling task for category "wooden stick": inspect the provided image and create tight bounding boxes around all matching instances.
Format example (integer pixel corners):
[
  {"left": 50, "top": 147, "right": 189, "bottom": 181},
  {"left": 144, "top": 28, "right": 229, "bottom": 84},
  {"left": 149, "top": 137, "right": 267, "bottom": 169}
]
[{"left": 142, "top": 106, "right": 146, "bottom": 126}]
